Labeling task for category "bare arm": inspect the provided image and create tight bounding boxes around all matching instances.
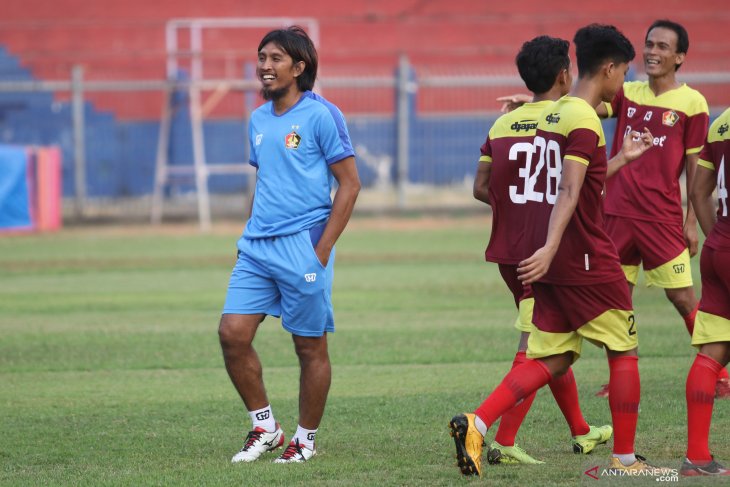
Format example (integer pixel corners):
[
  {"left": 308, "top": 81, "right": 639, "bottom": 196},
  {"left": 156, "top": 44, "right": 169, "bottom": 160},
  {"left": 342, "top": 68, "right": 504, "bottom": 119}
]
[
  {"left": 315, "top": 156, "right": 361, "bottom": 266},
  {"left": 690, "top": 164, "right": 717, "bottom": 237},
  {"left": 473, "top": 162, "right": 492, "bottom": 204},
  {"left": 684, "top": 153, "right": 700, "bottom": 256},
  {"left": 606, "top": 128, "right": 654, "bottom": 178},
  {"left": 517, "top": 159, "right": 587, "bottom": 284},
  {"left": 496, "top": 94, "right": 531, "bottom": 113}
]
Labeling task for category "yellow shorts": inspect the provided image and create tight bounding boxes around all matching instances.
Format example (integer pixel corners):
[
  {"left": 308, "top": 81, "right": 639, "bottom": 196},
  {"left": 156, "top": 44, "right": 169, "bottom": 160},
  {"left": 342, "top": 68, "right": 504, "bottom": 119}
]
[
  {"left": 622, "top": 249, "right": 693, "bottom": 288},
  {"left": 526, "top": 309, "right": 638, "bottom": 361},
  {"left": 692, "top": 310, "right": 730, "bottom": 347},
  {"left": 513, "top": 297, "right": 535, "bottom": 333}
]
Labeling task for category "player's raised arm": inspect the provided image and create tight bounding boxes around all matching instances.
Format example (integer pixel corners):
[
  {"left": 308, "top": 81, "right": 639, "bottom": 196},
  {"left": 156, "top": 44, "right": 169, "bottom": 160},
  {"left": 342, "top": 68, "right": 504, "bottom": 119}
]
[
  {"left": 606, "top": 127, "right": 653, "bottom": 178},
  {"left": 496, "top": 93, "right": 532, "bottom": 113}
]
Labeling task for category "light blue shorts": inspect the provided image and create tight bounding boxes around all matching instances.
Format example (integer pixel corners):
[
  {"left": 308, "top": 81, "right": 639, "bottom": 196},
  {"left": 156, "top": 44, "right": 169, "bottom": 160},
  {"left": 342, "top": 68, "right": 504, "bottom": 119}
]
[{"left": 223, "top": 223, "right": 335, "bottom": 337}]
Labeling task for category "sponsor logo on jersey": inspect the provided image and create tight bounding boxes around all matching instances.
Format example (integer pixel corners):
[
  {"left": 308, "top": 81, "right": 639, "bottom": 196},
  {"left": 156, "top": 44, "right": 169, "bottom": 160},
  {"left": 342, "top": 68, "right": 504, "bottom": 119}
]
[
  {"left": 719, "top": 123, "right": 729, "bottom": 136},
  {"left": 304, "top": 273, "right": 317, "bottom": 283},
  {"left": 627, "top": 107, "right": 636, "bottom": 117},
  {"left": 662, "top": 110, "right": 679, "bottom": 127},
  {"left": 545, "top": 113, "right": 561, "bottom": 124},
  {"left": 510, "top": 120, "right": 538, "bottom": 132},
  {"left": 285, "top": 131, "right": 301, "bottom": 149},
  {"left": 255, "top": 134, "right": 263, "bottom": 145},
  {"left": 625, "top": 125, "right": 666, "bottom": 147}
]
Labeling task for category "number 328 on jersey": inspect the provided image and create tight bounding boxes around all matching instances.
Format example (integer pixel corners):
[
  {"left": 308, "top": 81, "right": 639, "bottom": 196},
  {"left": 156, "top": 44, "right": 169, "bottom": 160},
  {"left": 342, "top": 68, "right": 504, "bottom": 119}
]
[{"left": 508, "top": 136, "right": 562, "bottom": 205}]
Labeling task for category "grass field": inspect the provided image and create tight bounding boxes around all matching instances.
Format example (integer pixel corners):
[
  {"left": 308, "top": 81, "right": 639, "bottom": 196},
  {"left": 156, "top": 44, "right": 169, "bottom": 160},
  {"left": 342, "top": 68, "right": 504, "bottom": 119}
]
[{"left": 1, "top": 215, "right": 728, "bottom": 486}]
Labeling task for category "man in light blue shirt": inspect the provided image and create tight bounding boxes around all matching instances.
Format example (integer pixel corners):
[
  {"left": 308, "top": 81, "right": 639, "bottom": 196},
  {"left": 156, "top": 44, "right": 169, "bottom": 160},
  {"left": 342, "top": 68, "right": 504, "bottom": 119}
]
[{"left": 219, "top": 26, "right": 360, "bottom": 464}]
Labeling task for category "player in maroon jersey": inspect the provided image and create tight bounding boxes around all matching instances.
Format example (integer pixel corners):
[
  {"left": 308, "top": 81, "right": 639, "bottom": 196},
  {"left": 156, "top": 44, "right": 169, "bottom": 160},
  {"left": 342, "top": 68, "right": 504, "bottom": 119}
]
[
  {"left": 681, "top": 107, "right": 730, "bottom": 476},
  {"left": 449, "top": 24, "right": 655, "bottom": 477},
  {"left": 472, "top": 35, "right": 611, "bottom": 466},
  {"left": 596, "top": 19, "right": 729, "bottom": 398}
]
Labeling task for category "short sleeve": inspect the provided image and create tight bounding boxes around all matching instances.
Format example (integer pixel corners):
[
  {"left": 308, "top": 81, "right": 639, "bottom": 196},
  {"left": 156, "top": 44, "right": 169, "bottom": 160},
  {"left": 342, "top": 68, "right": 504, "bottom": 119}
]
[
  {"left": 479, "top": 135, "right": 493, "bottom": 163},
  {"left": 317, "top": 104, "right": 355, "bottom": 165},
  {"left": 684, "top": 98, "right": 710, "bottom": 155}
]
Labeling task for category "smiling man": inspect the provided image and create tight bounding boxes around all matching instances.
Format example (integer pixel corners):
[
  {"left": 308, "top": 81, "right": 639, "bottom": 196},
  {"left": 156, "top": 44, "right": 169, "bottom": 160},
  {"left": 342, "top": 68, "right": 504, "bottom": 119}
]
[
  {"left": 218, "top": 26, "right": 360, "bottom": 464},
  {"left": 594, "top": 20, "right": 724, "bottom": 398}
]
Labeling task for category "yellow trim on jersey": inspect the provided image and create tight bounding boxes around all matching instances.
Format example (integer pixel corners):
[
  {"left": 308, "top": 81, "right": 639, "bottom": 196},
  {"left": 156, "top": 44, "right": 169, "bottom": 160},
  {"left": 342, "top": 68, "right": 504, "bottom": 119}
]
[
  {"left": 698, "top": 159, "right": 715, "bottom": 171},
  {"left": 479, "top": 155, "right": 492, "bottom": 164},
  {"left": 513, "top": 297, "right": 535, "bottom": 333},
  {"left": 686, "top": 146, "right": 703, "bottom": 155},
  {"left": 538, "top": 96, "right": 606, "bottom": 148},
  {"left": 488, "top": 100, "right": 555, "bottom": 140},
  {"left": 564, "top": 154, "right": 589, "bottom": 166},
  {"left": 692, "top": 311, "right": 730, "bottom": 347},
  {"left": 621, "top": 81, "right": 709, "bottom": 117},
  {"left": 603, "top": 101, "right": 614, "bottom": 118},
  {"left": 706, "top": 107, "right": 730, "bottom": 144},
  {"left": 526, "top": 309, "right": 637, "bottom": 360}
]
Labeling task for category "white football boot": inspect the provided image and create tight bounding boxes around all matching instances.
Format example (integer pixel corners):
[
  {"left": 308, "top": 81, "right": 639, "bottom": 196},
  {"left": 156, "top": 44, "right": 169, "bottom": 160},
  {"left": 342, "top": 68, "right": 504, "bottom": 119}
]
[
  {"left": 273, "top": 439, "right": 317, "bottom": 463},
  {"left": 231, "top": 424, "right": 285, "bottom": 463}
]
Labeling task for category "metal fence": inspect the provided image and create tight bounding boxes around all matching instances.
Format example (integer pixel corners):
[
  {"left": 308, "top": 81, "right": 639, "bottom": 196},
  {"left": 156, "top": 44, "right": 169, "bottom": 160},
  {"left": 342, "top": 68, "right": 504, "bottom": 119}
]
[{"left": 1, "top": 58, "right": 729, "bottom": 227}]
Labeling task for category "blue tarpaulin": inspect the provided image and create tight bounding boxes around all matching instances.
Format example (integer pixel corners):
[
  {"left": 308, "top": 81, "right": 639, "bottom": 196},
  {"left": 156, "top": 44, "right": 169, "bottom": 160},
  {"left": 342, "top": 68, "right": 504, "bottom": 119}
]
[{"left": 0, "top": 146, "right": 32, "bottom": 230}]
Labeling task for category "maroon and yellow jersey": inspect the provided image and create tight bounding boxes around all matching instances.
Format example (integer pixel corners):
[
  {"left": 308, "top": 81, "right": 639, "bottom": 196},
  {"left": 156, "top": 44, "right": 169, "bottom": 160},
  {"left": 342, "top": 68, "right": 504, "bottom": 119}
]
[
  {"left": 604, "top": 81, "right": 709, "bottom": 225},
  {"left": 480, "top": 100, "right": 554, "bottom": 264},
  {"left": 525, "top": 96, "right": 624, "bottom": 285},
  {"left": 698, "top": 107, "right": 730, "bottom": 251}
]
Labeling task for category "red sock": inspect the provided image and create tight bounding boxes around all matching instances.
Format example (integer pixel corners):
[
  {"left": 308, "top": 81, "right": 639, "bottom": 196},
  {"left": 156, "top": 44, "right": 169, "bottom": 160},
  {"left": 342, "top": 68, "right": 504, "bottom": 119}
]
[
  {"left": 475, "top": 359, "right": 552, "bottom": 430},
  {"left": 494, "top": 352, "right": 537, "bottom": 446},
  {"left": 686, "top": 353, "right": 723, "bottom": 463},
  {"left": 548, "top": 367, "right": 590, "bottom": 437},
  {"left": 608, "top": 355, "right": 640, "bottom": 454},
  {"left": 683, "top": 304, "right": 699, "bottom": 336}
]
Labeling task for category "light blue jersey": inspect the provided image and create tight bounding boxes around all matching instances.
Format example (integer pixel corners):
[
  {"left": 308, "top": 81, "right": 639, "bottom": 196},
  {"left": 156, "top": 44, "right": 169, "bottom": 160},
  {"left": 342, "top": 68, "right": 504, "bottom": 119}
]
[{"left": 243, "top": 91, "right": 354, "bottom": 240}]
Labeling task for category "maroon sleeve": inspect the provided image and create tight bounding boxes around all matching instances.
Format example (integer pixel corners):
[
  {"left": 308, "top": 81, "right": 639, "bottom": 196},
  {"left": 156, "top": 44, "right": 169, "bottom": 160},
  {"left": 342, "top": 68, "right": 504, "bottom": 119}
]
[
  {"left": 480, "top": 135, "right": 492, "bottom": 158},
  {"left": 684, "top": 112, "right": 710, "bottom": 153},
  {"left": 565, "top": 127, "right": 600, "bottom": 165}
]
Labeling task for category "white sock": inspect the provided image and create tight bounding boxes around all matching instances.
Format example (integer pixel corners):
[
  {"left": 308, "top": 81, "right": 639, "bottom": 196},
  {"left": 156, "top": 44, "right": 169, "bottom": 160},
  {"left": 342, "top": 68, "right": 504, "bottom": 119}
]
[
  {"left": 474, "top": 415, "right": 488, "bottom": 437},
  {"left": 292, "top": 425, "right": 317, "bottom": 450},
  {"left": 248, "top": 405, "right": 276, "bottom": 432},
  {"left": 613, "top": 453, "right": 637, "bottom": 466}
]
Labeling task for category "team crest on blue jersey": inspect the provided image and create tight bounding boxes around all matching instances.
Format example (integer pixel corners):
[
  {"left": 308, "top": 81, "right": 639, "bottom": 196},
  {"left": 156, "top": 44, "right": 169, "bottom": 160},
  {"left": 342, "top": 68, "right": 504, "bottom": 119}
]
[
  {"left": 719, "top": 123, "right": 729, "bottom": 136},
  {"left": 285, "top": 131, "right": 301, "bottom": 149},
  {"left": 662, "top": 110, "right": 679, "bottom": 127}
]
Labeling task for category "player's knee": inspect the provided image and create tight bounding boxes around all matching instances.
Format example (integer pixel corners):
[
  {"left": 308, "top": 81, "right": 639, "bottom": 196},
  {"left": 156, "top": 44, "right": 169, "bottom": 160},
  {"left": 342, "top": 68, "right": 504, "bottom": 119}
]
[
  {"left": 293, "top": 336, "right": 329, "bottom": 364},
  {"left": 218, "top": 316, "right": 254, "bottom": 349},
  {"left": 664, "top": 287, "right": 697, "bottom": 315}
]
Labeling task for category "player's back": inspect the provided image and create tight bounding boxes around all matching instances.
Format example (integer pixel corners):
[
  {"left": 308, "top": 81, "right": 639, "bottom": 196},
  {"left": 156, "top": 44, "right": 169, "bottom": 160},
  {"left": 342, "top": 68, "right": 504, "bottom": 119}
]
[
  {"left": 481, "top": 100, "right": 553, "bottom": 264},
  {"left": 525, "top": 96, "right": 624, "bottom": 285}
]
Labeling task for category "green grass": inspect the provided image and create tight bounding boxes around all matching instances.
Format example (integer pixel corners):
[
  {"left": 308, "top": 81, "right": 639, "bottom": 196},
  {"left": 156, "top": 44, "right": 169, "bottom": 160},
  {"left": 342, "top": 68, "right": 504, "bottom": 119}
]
[{"left": 1, "top": 217, "right": 727, "bottom": 486}]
